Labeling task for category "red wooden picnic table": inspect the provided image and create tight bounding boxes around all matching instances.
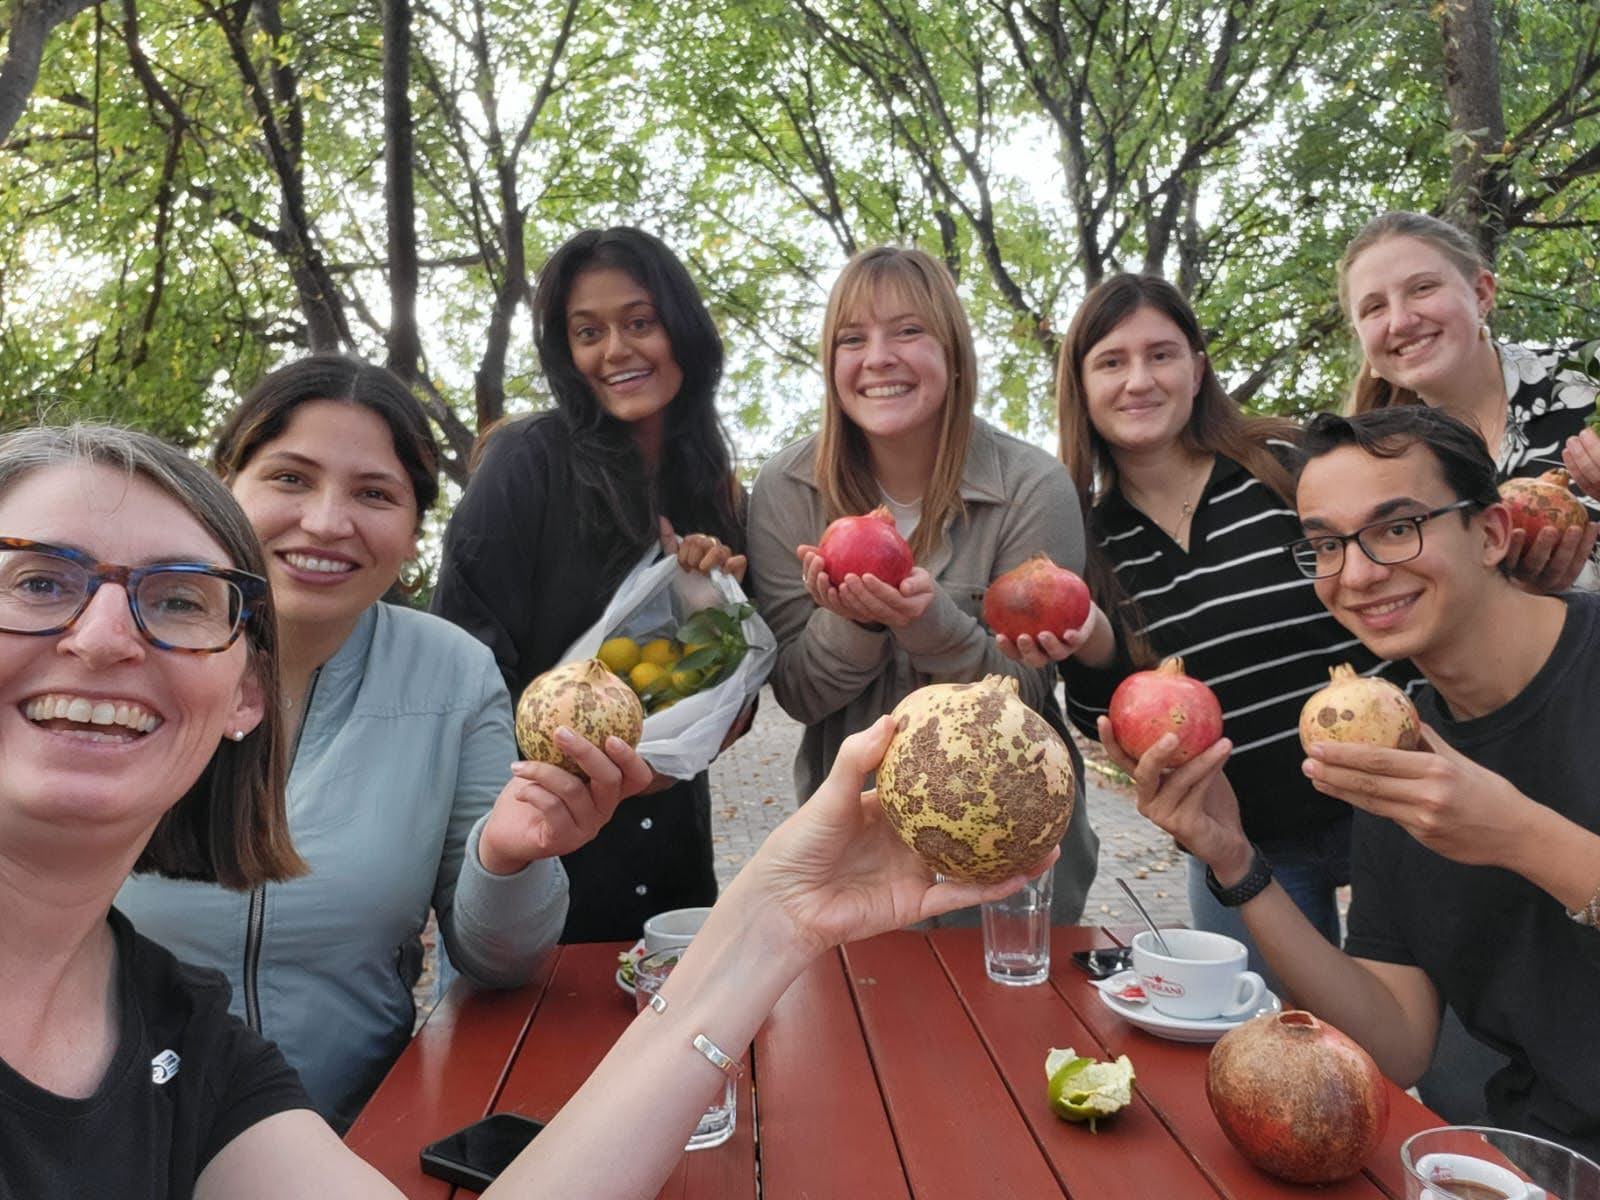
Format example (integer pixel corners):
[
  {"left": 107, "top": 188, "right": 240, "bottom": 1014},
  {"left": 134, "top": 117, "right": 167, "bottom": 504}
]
[{"left": 346, "top": 925, "right": 1447, "bottom": 1198}]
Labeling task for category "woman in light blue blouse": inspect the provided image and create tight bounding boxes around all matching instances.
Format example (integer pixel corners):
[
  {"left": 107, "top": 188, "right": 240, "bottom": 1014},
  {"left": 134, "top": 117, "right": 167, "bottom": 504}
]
[{"left": 118, "top": 356, "right": 650, "bottom": 1129}]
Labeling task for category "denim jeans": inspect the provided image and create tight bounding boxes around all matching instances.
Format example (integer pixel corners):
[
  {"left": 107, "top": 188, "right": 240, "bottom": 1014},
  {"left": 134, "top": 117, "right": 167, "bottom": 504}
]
[{"left": 1184, "top": 814, "right": 1351, "bottom": 997}]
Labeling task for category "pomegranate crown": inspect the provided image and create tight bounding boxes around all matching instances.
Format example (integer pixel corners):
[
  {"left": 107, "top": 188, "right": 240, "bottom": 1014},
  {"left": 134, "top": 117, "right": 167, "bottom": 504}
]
[{"left": 1155, "top": 656, "right": 1188, "bottom": 676}]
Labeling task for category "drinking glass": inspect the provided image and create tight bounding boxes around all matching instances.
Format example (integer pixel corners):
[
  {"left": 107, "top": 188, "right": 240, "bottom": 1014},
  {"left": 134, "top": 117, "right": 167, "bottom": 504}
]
[
  {"left": 1400, "top": 1124, "right": 1600, "bottom": 1199},
  {"left": 981, "top": 865, "right": 1053, "bottom": 985},
  {"left": 634, "top": 949, "right": 737, "bottom": 1151}
]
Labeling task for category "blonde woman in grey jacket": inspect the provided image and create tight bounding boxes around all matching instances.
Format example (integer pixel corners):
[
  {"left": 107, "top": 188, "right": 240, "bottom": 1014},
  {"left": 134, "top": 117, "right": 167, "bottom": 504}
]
[{"left": 746, "top": 247, "right": 1099, "bottom": 921}]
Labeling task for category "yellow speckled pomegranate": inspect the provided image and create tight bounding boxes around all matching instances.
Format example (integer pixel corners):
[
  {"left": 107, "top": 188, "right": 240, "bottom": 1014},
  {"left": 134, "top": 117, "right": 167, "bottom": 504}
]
[
  {"left": 1298, "top": 663, "right": 1420, "bottom": 753},
  {"left": 876, "top": 675, "right": 1074, "bottom": 883},
  {"left": 515, "top": 658, "right": 644, "bottom": 778}
]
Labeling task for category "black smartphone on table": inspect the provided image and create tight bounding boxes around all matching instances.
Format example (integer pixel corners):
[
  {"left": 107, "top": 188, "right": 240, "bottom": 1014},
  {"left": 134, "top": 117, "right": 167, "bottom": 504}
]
[
  {"left": 420, "top": 1112, "right": 546, "bottom": 1191},
  {"left": 1069, "top": 946, "right": 1133, "bottom": 979}
]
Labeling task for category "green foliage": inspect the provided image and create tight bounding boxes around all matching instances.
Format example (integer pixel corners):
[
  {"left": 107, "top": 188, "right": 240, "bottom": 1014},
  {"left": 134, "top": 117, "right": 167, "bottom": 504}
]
[{"left": 0, "top": 0, "right": 1596, "bottom": 462}]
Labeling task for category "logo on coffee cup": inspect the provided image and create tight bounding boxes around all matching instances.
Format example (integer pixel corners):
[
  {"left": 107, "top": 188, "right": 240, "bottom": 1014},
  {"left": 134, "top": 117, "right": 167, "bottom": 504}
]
[{"left": 1139, "top": 973, "right": 1186, "bottom": 999}]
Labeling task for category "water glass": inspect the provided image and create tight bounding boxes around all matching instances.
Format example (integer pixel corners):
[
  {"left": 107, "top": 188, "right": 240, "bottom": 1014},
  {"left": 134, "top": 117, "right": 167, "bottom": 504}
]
[
  {"left": 981, "top": 865, "right": 1053, "bottom": 985},
  {"left": 634, "top": 949, "right": 737, "bottom": 1151},
  {"left": 1400, "top": 1124, "right": 1600, "bottom": 1199}
]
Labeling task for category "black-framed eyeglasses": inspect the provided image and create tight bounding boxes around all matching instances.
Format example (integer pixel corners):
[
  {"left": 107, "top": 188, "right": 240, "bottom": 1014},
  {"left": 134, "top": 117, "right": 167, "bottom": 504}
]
[
  {"left": 1286, "top": 499, "right": 1482, "bottom": 580},
  {"left": 0, "top": 538, "right": 267, "bottom": 653}
]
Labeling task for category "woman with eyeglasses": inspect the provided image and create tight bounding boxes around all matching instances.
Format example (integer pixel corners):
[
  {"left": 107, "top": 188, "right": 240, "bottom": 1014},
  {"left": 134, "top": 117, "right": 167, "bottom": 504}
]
[
  {"left": 1000, "top": 274, "right": 1421, "bottom": 981},
  {"left": 116, "top": 356, "right": 649, "bottom": 1131},
  {"left": 0, "top": 423, "right": 1038, "bottom": 1198}
]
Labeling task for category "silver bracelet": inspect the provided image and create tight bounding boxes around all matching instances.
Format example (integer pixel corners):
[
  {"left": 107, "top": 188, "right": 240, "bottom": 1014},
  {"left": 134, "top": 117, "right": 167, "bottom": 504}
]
[
  {"left": 642, "top": 991, "right": 743, "bottom": 1078},
  {"left": 1566, "top": 880, "right": 1600, "bottom": 927}
]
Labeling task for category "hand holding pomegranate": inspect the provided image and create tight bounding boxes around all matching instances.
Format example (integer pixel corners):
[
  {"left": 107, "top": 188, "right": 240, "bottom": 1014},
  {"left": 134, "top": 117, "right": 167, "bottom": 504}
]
[
  {"left": 478, "top": 731, "right": 656, "bottom": 875},
  {"left": 1097, "top": 717, "right": 1254, "bottom": 885},
  {"left": 1303, "top": 724, "right": 1536, "bottom": 868},
  {"left": 1502, "top": 515, "right": 1598, "bottom": 593},
  {"left": 1562, "top": 427, "right": 1600, "bottom": 500},
  {"left": 746, "top": 717, "right": 1059, "bottom": 955},
  {"left": 994, "top": 604, "right": 1111, "bottom": 670},
  {"left": 797, "top": 543, "right": 935, "bottom": 628}
]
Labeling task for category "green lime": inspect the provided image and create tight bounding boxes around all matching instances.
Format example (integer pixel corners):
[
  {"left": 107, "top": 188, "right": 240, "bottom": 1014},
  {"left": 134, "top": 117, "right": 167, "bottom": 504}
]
[{"left": 1045, "top": 1047, "right": 1135, "bottom": 1131}]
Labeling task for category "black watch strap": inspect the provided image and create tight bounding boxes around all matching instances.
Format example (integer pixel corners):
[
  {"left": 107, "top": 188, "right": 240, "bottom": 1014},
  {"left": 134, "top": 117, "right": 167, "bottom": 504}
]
[{"left": 1204, "top": 845, "right": 1273, "bottom": 908}]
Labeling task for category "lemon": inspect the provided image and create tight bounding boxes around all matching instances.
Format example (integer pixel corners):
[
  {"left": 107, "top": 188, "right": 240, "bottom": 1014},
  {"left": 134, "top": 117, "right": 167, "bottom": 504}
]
[
  {"left": 629, "top": 662, "right": 668, "bottom": 692},
  {"left": 669, "top": 667, "right": 703, "bottom": 694},
  {"left": 1045, "top": 1047, "right": 1135, "bottom": 1131},
  {"left": 598, "top": 636, "right": 642, "bottom": 675},
  {"left": 640, "top": 638, "right": 680, "bottom": 668}
]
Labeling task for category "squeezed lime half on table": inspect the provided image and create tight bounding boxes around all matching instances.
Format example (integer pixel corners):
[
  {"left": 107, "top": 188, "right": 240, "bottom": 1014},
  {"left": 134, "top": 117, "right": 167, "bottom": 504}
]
[{"left": 1045, "top": 1047, "right": 1135, "bottom": 1131}]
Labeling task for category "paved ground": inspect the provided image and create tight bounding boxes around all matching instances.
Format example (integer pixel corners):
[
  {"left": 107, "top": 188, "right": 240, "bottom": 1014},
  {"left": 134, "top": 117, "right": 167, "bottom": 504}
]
[{"left": 708, "top": 687, "right": 1191, "bottom": 927}]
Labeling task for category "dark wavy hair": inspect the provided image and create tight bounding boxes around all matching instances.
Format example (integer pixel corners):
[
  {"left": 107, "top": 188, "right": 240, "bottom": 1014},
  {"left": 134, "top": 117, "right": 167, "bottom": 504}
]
[
  {"left": 1298, "top": 406, "right": 1500, "bottom": 511},
  {"left": 212, "top": 355, "right": 441, "bottom": 519},
  {"left": 529, "top": 227, "right": 742, "bottom": 582}
]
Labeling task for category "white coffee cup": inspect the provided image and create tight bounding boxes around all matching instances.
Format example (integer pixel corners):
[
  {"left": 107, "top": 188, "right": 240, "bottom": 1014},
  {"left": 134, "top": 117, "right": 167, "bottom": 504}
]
[
  {"left": 1416, "top": 1152, "right": 1541, "bottom": 1199},
  {"left": 642, "top": 906, "right": 712, "bottom": 954},
  {"left": 1130, "top": 929, "right": 1266, "bottom": 1021}
]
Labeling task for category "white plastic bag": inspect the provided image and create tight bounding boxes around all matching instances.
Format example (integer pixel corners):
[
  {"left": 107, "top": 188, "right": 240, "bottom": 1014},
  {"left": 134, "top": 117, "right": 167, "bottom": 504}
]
[{"left": 559, "top": 548, "right": 776, "bottom": 780}]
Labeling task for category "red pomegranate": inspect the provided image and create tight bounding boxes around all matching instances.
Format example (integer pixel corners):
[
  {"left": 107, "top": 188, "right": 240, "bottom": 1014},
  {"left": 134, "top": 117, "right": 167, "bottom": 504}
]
[
  {"left": 1107, "top": 656, "right": 1223, "bottom": 765},
  {"left": 1207, "top": 1010, "right": 1390, "bottom": 1185},
  {"left": 983, "top": 554, "right": 1092, "bottom": 642},
  {"left": 1299, "top": 663, "right": 1420, "bottom": 753},
  {"left": 1499, "top": 468, "right": 1588, "bottom": 545},
  {"left": 816, "top": 507, "right": 915, "bottom": 588}
]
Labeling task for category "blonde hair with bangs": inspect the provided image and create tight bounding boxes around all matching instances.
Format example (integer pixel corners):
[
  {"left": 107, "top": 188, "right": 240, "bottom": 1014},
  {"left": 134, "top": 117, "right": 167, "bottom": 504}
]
[{"left": 815, "top": 247, "right": 977, "bottom": 561}]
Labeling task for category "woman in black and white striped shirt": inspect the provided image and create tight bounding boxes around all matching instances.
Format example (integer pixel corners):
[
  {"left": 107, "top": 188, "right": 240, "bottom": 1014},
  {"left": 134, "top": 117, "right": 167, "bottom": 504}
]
[{"left": 1001, "top": 273, "right": 1418, "bottom": 976}]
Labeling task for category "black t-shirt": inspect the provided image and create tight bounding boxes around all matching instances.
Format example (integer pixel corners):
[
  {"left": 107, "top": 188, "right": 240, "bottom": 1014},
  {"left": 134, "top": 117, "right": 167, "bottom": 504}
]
[
  {"left": 1344, "top": 591, "right": 1600, "bottom": 1159},
  {"left": 0, "top": 908, "right": 309, "bottom": 1200},
  {"left": 431, "top": 413, "right": 720, "bottom": 942}
]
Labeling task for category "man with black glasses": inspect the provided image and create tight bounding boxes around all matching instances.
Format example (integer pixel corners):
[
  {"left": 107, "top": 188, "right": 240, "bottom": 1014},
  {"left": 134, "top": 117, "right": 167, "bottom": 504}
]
[{"left": 1105, "top": 404, "right": 1600, "bottom": 1159}]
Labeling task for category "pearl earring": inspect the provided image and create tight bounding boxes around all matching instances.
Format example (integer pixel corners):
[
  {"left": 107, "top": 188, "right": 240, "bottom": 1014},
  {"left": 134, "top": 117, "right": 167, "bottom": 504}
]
[
  {"left": 1478, "top": 322, "right": 1490, "bottom": 342},
  {"left": 229, "top": 730, "right": 246, "bottom": 742}
]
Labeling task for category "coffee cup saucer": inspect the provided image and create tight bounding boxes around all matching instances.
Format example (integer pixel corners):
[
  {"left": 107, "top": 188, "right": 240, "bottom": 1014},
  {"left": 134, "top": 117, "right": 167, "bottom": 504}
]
[{"left": 1093, "top": 970, "right": 1281, "bottom": 1043}]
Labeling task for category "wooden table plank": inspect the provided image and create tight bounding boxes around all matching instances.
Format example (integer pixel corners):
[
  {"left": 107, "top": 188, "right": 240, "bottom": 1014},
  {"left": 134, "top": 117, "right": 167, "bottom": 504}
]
[
  {"left": 342, "top": 949, "right": 559, "bottom": 1198},
  {"left": 754, "top": 950, "right": 912, "bottom": 1200},
  {"left": 844, "top": 933, "right": 1066, "bottom": 1199},
  {"left": 1051, "top": 927, "right": 1394, "bottom": 1200},
  {"left": 929, "top": 927, "right": 1228, "bottom": 1200},
  {"left": 490, "top": 941, "right": 755, "bottom": 1200}
]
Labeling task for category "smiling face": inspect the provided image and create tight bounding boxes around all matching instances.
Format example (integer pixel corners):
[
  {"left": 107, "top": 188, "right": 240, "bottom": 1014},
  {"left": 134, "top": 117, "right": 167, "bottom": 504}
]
[
  {"left": 565, "top": 267, "right": 685, "bottom": 431},
  {"left": 1081, "top": 305, "right": 1205, "bottom": 457},
  {"left": 228, "top": 400, "right": 418, "bottom": 636},
  {"left": 830, "top": 287, "right": 950, "bottom": 447},
  {"left": 1297, "top": 442, "right": 1507, "bottom": 665},
  {"left": 0, "top": 464, "right": 262, "bottom": 842},
  {"left": 1344, "top": 235, "right": 1496, "bottom": 398}
]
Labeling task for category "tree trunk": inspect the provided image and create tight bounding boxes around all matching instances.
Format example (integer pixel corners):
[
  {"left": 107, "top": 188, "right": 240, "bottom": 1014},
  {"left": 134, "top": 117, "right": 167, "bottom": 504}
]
[
  {"left": 0, "top": 0, "right": 100, "bottom": 145},
  {"left": 382, "top": 0, "right": 420, "bottom": 383},
  {"left": 1439, "top": 0, "right": 1509, "bottom": 261}
]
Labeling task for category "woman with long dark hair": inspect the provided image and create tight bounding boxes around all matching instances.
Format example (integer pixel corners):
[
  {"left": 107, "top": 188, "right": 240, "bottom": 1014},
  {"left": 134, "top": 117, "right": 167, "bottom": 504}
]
[
  {"left": 1006, "top": 273, "right": 1419, "bottom": 978},
  {"left": 432, "top": 227, "right": 747, "bottom": 943}
]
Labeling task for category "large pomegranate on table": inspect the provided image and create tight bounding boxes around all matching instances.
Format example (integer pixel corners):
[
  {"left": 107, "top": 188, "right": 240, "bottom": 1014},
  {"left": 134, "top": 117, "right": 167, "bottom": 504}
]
[
  {"left": 1107, "top": 657, "right": 1223, "bottom": 765},
  {"left": 515, "top": 658, "right": 644, "bottom": 779},
  {"left": 1498, "top": 467, "right": 1589, "bottom": 545},
  {"left": 1207, "top": 1010, "right": 1390, "bottom": 1185},
  {"left": 1299, "top": 663, "right": 1420, "bottom": 753},
  {"left": 876, "top": 675, "right": 1074, "bottom": 883},
  {"left": 816, "top": 507, "right": 915, "bottom": 588},
  {"left": 982, "top": 554, "right": 1092, "bottom": 642}
]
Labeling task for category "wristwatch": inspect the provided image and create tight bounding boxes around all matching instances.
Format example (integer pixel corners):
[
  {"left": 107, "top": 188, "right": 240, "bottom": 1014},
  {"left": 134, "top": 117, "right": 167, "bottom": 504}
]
[{"left": 1204, "top": 844, "right": 1274, "bottom": 908}]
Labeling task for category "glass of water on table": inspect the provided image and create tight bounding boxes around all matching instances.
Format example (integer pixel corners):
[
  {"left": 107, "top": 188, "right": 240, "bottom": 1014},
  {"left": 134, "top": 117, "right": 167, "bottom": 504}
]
[
  {"left": 634, "top": 949, "right": 738, "bottom": 1150},
  {"left": 981, "top": 864, "right": 1053, "bottom": 985}
]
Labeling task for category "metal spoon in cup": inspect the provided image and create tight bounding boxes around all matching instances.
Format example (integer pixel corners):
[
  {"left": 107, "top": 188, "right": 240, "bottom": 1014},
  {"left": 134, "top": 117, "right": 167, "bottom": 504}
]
[{"left": 1116, "top": 877, "right": 1174, "bottom": 956}]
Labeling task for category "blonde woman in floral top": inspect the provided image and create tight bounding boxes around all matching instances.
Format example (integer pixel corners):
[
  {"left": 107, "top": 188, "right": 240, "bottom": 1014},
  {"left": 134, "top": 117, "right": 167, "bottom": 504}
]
[{"left": 1338, "top": 210, "right": 1600, "bottom": 591}]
